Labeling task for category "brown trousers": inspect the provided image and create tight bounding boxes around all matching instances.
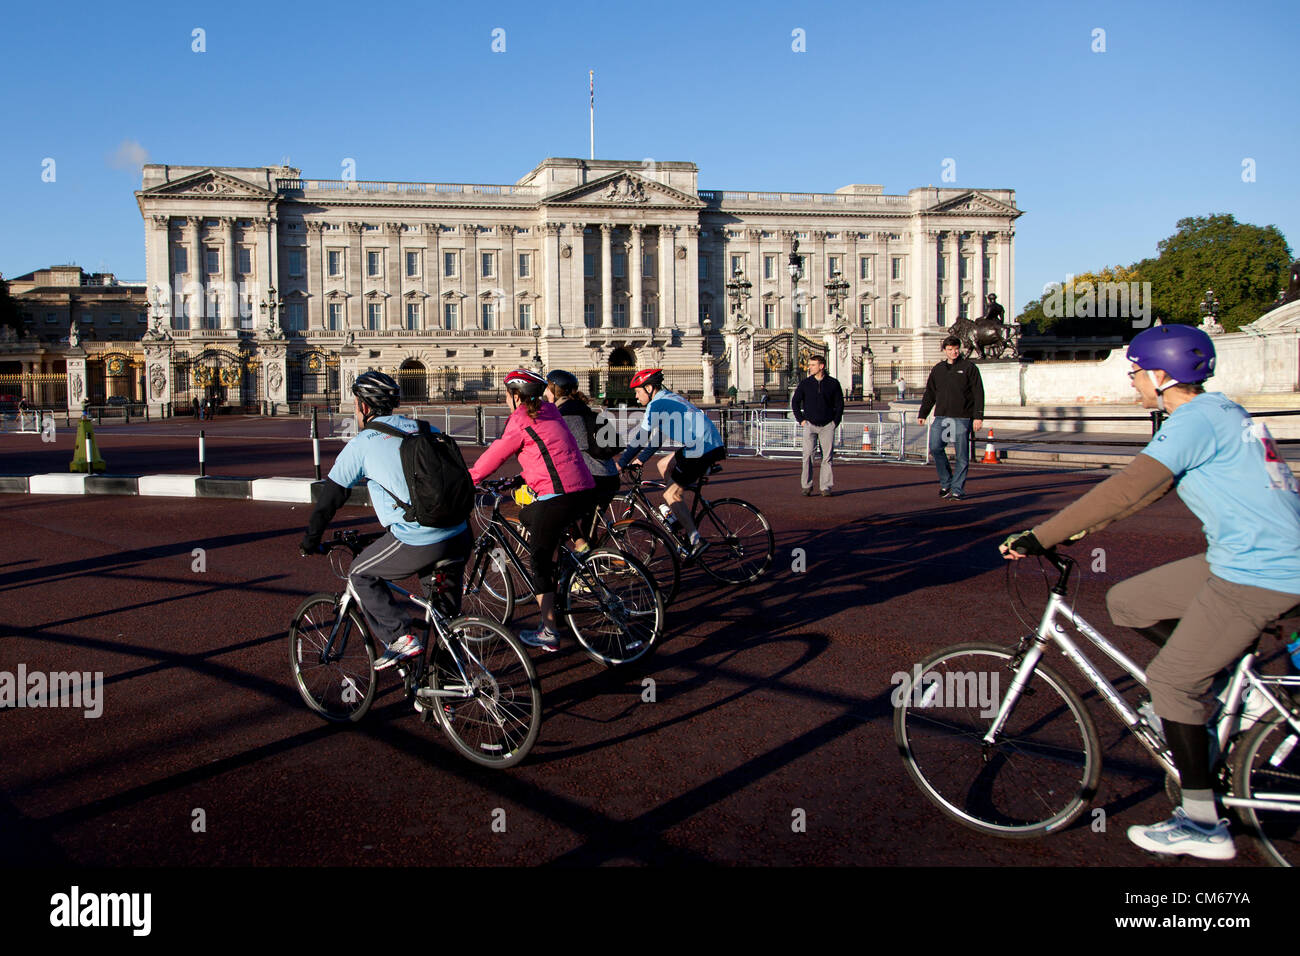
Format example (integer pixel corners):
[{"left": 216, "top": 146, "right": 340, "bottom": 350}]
[{"left": 1106, "top": 554, "right": 1298, "bottom": 724}]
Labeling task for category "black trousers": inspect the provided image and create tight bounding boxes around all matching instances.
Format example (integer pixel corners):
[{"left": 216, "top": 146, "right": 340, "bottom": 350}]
[
  {"left": 519, "top": 490, "right": 596, "bottom": 593},
  {"left": 349, "top": 528, "right": 472, "bottom": 645}
]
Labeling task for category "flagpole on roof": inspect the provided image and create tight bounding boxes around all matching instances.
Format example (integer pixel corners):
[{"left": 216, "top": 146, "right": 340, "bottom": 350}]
[{"left": 589, "top": 70, "right": 595, "bottom": 160}]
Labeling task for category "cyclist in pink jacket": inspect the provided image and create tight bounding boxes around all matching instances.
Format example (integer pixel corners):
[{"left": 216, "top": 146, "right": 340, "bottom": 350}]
[{"left": 470, "top": 368, "right": 596, "bottom": 650}]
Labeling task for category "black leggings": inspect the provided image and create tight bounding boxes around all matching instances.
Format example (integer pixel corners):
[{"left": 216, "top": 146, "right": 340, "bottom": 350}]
[{"left": 518, "top": 490, "right": 596, "bottom": 593}]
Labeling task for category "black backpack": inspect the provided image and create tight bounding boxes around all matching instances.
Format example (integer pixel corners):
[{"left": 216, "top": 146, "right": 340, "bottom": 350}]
[
  {"left": 565, "top": 402, "right": 619, "bottom": 461},
  {"left": 363, "top": 419, "right": 475, "bottom": 528}
]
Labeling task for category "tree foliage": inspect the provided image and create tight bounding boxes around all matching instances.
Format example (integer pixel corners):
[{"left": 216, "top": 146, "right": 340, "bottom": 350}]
[
  {"left": 1017, "top": 214, "right": 1292, "bottom": 336},
  {"left": 0, "top": 276, "right": 24, "bottom": 334}
]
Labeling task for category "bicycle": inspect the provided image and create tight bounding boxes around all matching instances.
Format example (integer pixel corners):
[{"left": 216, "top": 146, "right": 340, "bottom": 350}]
[
  {"left": 605, "top": 461, "right": 775, "bottom": 586},
  {"left": 461, "top": 477, "right": 666, "bottom": 667},
  {"left": 893, "top": 546, "right": 1300, "bottom": 865},
  {"left": 289, "top": 529, "right": 542, "bottom": 768}
]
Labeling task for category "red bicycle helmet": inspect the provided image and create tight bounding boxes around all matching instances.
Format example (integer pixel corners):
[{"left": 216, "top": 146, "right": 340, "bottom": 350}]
[
  {"left": 504, "top": 368, "right": 547, "bottom": 399},
  {"left": 629, "top": 368, "right": 664, "bottom": 389}
]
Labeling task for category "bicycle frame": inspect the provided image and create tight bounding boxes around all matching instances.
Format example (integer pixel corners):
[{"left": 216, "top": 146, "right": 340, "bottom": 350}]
[
  {"left": 470, "top": 488, "right": 607, "bottom": 601},
  {"left": 990, "top": 565, "right": 1300, "bottom": 807}
]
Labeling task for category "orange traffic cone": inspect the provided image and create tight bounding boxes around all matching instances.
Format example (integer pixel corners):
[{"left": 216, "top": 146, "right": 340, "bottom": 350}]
[
  {"left": 861, "top": 424, "right": 873, "bottom": 452},
  {"left": 981, "top": 429, "right": 999, "bottom": 464}
]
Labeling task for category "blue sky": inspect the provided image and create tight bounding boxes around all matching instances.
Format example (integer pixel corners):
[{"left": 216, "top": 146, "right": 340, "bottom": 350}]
[{"left": 2, "top": 0, "right": 1295, "bottom": 314}]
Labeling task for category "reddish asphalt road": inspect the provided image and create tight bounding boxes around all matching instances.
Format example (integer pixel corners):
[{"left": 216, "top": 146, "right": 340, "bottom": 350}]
[{"left": 0, "top": 425, "right": 1283, "bottom": 867}]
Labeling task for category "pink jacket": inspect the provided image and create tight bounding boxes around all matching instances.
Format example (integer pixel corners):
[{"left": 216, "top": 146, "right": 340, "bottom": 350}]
[{"left": 470, "top": 402, "right": 595, "bottom": 497}]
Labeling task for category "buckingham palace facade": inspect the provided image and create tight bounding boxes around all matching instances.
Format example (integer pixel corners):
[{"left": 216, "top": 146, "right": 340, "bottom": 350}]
[{"left": 128, "top": 157, "right": 1021, "bottom": 413}]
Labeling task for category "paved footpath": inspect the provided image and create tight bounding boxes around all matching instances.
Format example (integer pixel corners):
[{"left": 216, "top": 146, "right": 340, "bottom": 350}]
[{"left": 0, "top": 441, "right": 1285, "bottom": 867}]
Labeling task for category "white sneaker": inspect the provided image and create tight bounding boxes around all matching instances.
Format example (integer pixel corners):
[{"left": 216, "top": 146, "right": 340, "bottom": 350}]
[
  {"left": 518, "top": 626, "right": 560, "bottom": 652},
  {"left": 1126, "top": 808, "right": 1236, "bottom": 861},
  {"left": 375, "top": 634, "right": 423, "bottom": 671}
]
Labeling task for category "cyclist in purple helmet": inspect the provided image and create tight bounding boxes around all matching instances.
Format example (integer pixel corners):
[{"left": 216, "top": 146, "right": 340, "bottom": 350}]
[{"left": 1000, "top": 323, "right": 1300, "bottom": 861}]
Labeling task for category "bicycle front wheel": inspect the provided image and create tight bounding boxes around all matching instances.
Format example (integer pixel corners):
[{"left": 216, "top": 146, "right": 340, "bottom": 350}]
[
  {"left": 289, "top": 593, "right": 377, "bottom": 722},
  {"left": 461, "top": 539, "right": 515, "bottom": 625},
  {"left": 894, "top": 641, "right": 1102, "bottom": 838},
  {"left": 424, "top": 616, "right": 542, "bottom": 769},
  {"left": 1231, "top": 708, "right": 1300, "bottom": 866},
  {"left": 693, "top": 497, "right": 775, "bottom": 585},
  {"left": 607, "top": 518, "right": 681, "bottom": 606},
  {"left": 563, "top": 549, "right": 665, "bottom": 667}
]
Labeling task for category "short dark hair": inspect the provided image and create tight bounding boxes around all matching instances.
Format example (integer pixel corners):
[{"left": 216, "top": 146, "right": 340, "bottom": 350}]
[
  {"left": 808, "top": 354, "right": 826, "bottom": 365},
  {"left": 942, "top": 335, "right": 962, "bottom": 349}
]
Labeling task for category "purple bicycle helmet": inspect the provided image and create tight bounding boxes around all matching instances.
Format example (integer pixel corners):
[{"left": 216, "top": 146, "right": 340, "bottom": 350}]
[{"left": 1126, "top": 324, "right": 1216, "bottom": 384}]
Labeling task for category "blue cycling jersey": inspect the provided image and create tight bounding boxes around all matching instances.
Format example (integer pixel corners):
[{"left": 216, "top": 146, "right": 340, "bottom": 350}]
[
  {"left": 1142, "top": 392, "right": 1300, "bottom": 594},
  {"left": 617, "top": 389, "right": 724, "bottom": 468},
  {"left": 328, "top": 414, "right": 468, "bottom": 546}
]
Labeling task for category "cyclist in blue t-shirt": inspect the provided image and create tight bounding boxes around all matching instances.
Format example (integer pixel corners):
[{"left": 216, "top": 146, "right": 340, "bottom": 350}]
[
  {"left": 300, "top": 370, "right": 471, "bottom": 670},
  {"left": 1001, "top": 325, "right": 1300, "bottom": 861},
  {"left": 616, "top": 368, "right": 726, "bottom": 558}
]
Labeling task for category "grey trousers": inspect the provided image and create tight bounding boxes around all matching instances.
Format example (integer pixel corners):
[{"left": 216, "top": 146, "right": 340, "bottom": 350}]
[
  {"left": 801, "top": 421, "right": 836, "bottom": 491},
  {"left": 350, "top": 528, "right": 471, "bottom": 645},
  {"left": 1106, "top": 554, "right": 1299, "bottom": 724}
]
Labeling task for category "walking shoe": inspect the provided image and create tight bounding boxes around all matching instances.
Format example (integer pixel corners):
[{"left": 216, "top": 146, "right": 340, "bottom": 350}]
[
  {"left": 375, "top": 634, "right": 423, "bottom": 671},
  {"left": 948, "top": 491, "right": 965, "bottom": 501},
  {"left": 519, "top": 626, "right": 560, "bottom": 652},
  {"left": 801, "top": 487, "right": 812, "bottom": 497},
  {"left": 820, "top": 489, "right": 833, "bottom": 497},
  {"left": 1125, "top": 808, "right": 1237, "bottom": 861},
  {"left": 939, "top": 487, "right": 950, "bottom": 498},
  {"left": 688, "top": 536, "right": 710, "bottom": 559}
]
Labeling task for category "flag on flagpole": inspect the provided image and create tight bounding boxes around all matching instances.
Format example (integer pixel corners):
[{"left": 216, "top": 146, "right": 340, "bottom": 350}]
[
  {"left": 589, "top": 70, "right": 594, "bottom": 108},
  {"left": 589, "top": 70, "right": 595, "bottom": 160}
]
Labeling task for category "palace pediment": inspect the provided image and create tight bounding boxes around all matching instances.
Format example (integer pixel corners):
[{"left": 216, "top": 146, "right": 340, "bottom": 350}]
[
  {"left": 926, "top": 190, "right": 1021, "bottom": 218},
  {"left": 139, "top": 169, "right": 276, "bottom": 200},
  {"left": 542, "top": 171, "right": 704, "bottom": 210}
]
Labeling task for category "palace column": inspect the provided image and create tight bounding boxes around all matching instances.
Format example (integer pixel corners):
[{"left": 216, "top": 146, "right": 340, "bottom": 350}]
[
  {"left": 188, "top": 216, "right": 205, "bottom": 329},
  {"left": 220, "top": 217, "right": 237, "bottom": 329},
  {"left": 306, "top": 221, "right": 325, "bottom": 329},
  {"left": 973, "top": 231, "right": 987, "bottom": 312},
  {"left": 659, "top": 225, "right": 677, "bottom": 328},
  {"left": 685, "top": 225, "right": 701, "bottom": 330},
  {"left": 630, "top": 224, "right": 643, "bottom": 328},
  {"left": 543, "top": 222, "right": 561, "bottom": 330},
  {"left": 600, "top": 223, "right": 613, "bottom": 329}
]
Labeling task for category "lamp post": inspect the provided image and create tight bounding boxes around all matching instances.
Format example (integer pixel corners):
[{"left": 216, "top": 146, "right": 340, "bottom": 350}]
[
  {"left": 787, "top": 239, "right": 803, "bottom": 394},
  {"left": 1199, "top": 289, "right": 1224, "bottom": 335},
  {"left": 259, "top": 286, "right": 285, "bottom": 338},
  {"left": 725, "top": 267, "right": 752, "bottom": 322},
  {"left": 532, "top": 322, "right": 542, "bottom": 369}
]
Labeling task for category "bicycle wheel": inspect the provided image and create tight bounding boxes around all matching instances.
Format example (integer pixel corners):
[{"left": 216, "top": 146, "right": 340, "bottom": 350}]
[
  {"left": 562, "top": 549, "right": 665, "bottom": 667},
  {"left": 894, "top": 641, "right": 1102, "bottom": 838},
  {"left": 461, "top": 538, "right": 515, "bottom": 625},
  {"left": 423, "top": 616, "right": 542, "bottom": 769},
  {"left": 1231, "top": 707, "right": 1300, "bottom": 866},
  {"left": 606, "top": 518, "right": 681, "bottom": 606},
  {"left": 692, "top": 497, "right": 775, "bottom": 585},
  {"left": 289, "top": 593, "right": 377, "bottom": 722}
]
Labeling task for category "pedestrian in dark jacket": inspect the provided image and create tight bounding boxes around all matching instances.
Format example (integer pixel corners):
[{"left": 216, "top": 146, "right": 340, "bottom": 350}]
[
  {"left": 791, "top": 355, "right": 845, "bottom": 496},
  {"left": 918, "top": 336, "right": 985, "bottom": 499}
]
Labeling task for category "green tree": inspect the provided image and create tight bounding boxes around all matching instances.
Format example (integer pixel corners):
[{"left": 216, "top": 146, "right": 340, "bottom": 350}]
[
  {"left": 1017, "top": 215, "right": 1292, "bottom": 336},
  {"left": 1137, "top": 215, "right": 1291, "bottom": 332}
]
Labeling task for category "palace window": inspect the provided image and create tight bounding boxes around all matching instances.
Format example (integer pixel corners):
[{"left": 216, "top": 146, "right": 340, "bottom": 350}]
[
  {"left": 443, "top": 302, "right": 458, "bottom": 330},
  {"left": 699, "top": 257, "right": 709, "bottom": 281},
  {"left": 642, "top": 301, "right": 656, "bottom": 327},
  {"left": 891, "top": 303, "right": 903, "bottom": 328},
  {"left": 328, "top": 250, "right": 342, "bottom": 277},
  {"left": 518, "top": 252, "right": 530, "bottom": 278},
  {"left": 327, "top": 302, "right": 342, "bottom": 331},
  {"left": 960, "top": 257, "right": 970, "bottom": 280},
  {"left": 443, "top": 251, "right": 459, "bottom": 277},
  {"left": 206, "top": 248, "right": 220, "bottom": 274},
  {"left": 481, "top": 251, "right": 495, "bottom": 278},
  {"left": 406, "top": 251, "right": 421, "bottom": 278},
  {"left": 367, "top": 251, "right": 382, "bottom": 278},
  {"left": 288, "top": 250, "right": 304, "bottom": 277},
  {"left": 643, "top": 253, "right": 655, "bottom": 277},
  {"left": 730, "top": 254, "right": 744, "bottom": 276},
  {"left": 613, "top": 303, "right": 627, "bottom": 327},
  {"left": 860, "top": 256, "right": 872, "bottom": 281},
  {"left": 584, "top": 302, "right": 596, "bottom": 328},
  {"left": 764, "top": 303, "right": 775, "bottom": 329},
  {"left": 764, "top": 255, "right": 776, "bottom": 280},
  {"left": 612, "top": 252, "right": 625, "bottom": 279},
  {"left": 518, "top": 302, "right": 531, "bottom": 330},
  {"left": 238, "top": 247, "right": 252, "bottom": 275},
  {"left": 287, "top": 302, "right": 305, "bottom": 330},
  {"left": 828, "top": 255, "right": 841, "bottom": 277},
  {"left": 175, "top": 247, "right": 189, "bottom": 274},
  {"left": 860, "top": 302, "right": 872, "bottom": 327},
  {"left": 481, "top": 301, "right": 494, "bottom": 330},
  {"left": 584, "top": 253, "right": 595, "bottom": 278},
  {"left": 406, "top": 302, "right": 420, "bottom": 330},
  {"left": 891, "top": 257, "right": 904, "bottom": 281},
  {"left": 367, "top": 302, "right": 382, "bottom": 330}
]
